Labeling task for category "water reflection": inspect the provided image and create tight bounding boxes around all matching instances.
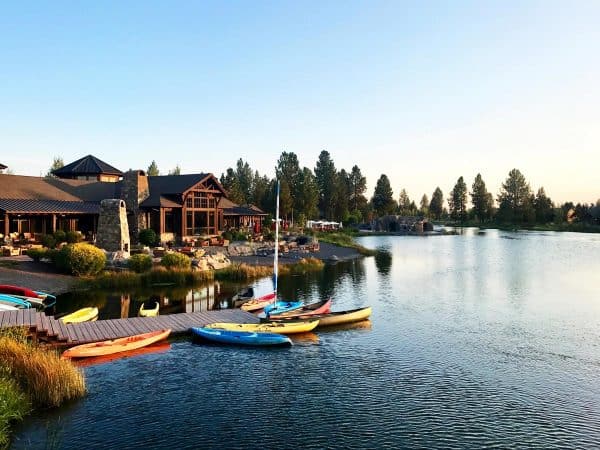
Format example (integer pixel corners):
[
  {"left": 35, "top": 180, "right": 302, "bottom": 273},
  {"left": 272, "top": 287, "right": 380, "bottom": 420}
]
[{"left": 374, "top": 249, "right": 392, "bottom": 275}]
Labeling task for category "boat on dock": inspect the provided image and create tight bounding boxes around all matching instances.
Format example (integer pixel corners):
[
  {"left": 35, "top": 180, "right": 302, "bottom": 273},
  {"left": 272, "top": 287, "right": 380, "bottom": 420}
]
[
  {"left": 240, "top": 292, "right": 276, "bottom": 312},
  {"left": 268, "top": 298, "right": 332, "bottom": 319},
  {"left": 191, "top": 327, "right": 292, "bottom": 347},
  {"left": 138, "top": 301, "right": 159, "bottom": 317},
  {"left": 0, "top": 285, "right": 56, "bottom": 308},
  {"left": 62, "top": 329, "right": 172, "bottom": 358},
  {"left": 262, "top": 300, "right": 304, "bottom": 316},
  {"left": 60, "top": 307, "right": 99, "bottom": 324},
  {"left": 0, "top": 294, "right": 31, "bottom": 309}
]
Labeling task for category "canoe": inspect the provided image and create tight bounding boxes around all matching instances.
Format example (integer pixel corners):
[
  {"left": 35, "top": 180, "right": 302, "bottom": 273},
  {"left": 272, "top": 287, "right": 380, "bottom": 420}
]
[
  {"left": 205, "top": 319, "right": 319, "bottom": 334},
  {"left": 0, "top": 285, "right": 56, "bottom": 308},
  {"left": 240, "top": 292, "right": 276, "bottom": 312},
  {"left": 268, "top": 298, "right": 332, "bottom": 319},
  {"left": 0, "top": 304, "right": 18, "bottom": 311},
  {"left": 62, "top": 329, "right": 171, "bottom": 358},
  {"left": 72, "top": 342, "right": 171, "bottom": 367},
  {"left": 138, "top": 301, "right": 159, "bottom": 317},
  {"left": 262, "top": 300, "right": 304, "bottom": 316},
  {"left": 0, "top": 294, "right": 31, "bottom": 309},
  {"left": 60, "top": 307, "right": 99, "bottom": 324},
  {"left": 191, "top": 327, "right": 292, "bottom": 347},
  {"left": 270, "top": 306, "right": 372, "bottom": 327}
]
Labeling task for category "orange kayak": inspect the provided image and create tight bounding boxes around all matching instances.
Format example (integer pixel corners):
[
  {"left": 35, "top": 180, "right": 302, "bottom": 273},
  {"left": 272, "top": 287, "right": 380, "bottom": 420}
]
[
  {"left": 62, "top": 329, "right": 171, "bottom": 358},
  {"left": 72, "top": 342, "right": 171, "bottom": 367},
  {"left": 240, "top": 292, "right": 276, "bottom": 312}
]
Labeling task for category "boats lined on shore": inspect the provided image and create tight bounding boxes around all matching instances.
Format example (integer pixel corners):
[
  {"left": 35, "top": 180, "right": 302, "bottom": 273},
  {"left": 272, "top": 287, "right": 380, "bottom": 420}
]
[
  {"left": 62, "top": 329, "right": 172, "bottom": 358},
  {"left": 0, "top": 294, "right": 32, "bottom": 309},
  {"left": 262, "top": 300, "right": 304, "bottom": 316},
  {"left": 0, "top": 285, "right": 56, "bottom": 309},
  {"left": 268, "top": 298, "right": 332, "bottom": 319},
  {"left": 191, "top": 327, "right": 292, "bottom": 347},
  {"left": 240, "top": 292, "right": 276, "bottom": 312}
]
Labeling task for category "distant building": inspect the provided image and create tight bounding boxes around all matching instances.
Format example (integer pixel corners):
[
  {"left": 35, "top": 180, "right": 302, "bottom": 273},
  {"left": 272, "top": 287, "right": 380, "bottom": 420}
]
[
  {"left": 0, "top": 163, "right": 6, "bottom": 171},
  {"left": 0, "top": 155, "right": 266, "bottom": 245}
]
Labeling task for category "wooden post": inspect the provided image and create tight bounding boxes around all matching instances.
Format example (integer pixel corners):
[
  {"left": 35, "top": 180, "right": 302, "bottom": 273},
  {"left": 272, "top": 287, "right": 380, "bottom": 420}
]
[
  {"left": 52, "top": 214, "right": 57, "bottom": 232},
  {"left": 3, "top": 212, "right": 9, "bottom": 238},
  {"left": 181, "top": 205, "right": 186, "bottom": 241}
]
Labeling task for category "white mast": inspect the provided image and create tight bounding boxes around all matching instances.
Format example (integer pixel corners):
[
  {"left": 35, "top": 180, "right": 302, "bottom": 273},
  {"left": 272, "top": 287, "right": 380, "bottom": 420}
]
[{"left": 274, "top": 180, "right": 280, "bottom": 295}]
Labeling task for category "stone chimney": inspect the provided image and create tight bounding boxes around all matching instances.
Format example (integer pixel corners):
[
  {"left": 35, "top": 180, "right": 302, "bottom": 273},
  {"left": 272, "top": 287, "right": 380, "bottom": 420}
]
[
  {"left": 121, "top": 170, "right": 150, "bottom": 243},
  {"left": 96, "top": 199, "right": 130, "bottom": 254}
]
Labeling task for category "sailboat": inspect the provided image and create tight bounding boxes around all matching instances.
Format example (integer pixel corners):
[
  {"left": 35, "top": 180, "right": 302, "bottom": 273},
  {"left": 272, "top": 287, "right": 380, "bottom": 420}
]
[{"left": 260, "top": 180, "right": 304, "bottom": 317}]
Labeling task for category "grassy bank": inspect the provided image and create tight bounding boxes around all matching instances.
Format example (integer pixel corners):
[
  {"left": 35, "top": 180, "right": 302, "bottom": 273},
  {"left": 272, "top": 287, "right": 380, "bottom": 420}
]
[
  {"left": 0, "top": 328, "right": 86, "bottom": 447},
  {"left": 316, "top": 232, "right": 377, "bottom": 256},
  {"left": 77, "top": 257, "right": 326, "bottom": 290}
]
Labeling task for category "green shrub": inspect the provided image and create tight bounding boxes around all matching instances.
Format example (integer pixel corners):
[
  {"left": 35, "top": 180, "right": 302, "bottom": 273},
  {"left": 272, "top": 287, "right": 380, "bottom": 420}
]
[
  {"left": 222, "top": 231, "right": 233, "bottom": 242},
  {"left": 160, "top": 252, "right": 191, "bottom": 270},
  {"left": 56, "top": 243, "right": 106, "bottom": 276},
  {"left": 139, "top": 229, "right": 158, "bottom": 247},
  {"left": 41, "top": 234, "right": 56, "bottom": 249},
  {"left": 53, "top": 230, "right": 66, "bottom": 243},
  {"left": 128, "top": 254, "right": 153, "bottom": 273},
  {"left": 65, "top": 231, "right": 82, "bottom": 244},
  {"left": 26, "top": 248, "right": 47, "bottom": 262}
]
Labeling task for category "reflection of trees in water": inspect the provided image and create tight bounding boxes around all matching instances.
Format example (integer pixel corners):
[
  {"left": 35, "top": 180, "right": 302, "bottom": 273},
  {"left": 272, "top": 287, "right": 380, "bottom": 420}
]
[
  {"left": 277, "top": 259, "right": 366, "bottom": 301},
  {"left": 374, "top": 250, "right": 392, "bottom": 275},
  {"left": 54, "top": 291, "right": 108, "bottom": 315}
]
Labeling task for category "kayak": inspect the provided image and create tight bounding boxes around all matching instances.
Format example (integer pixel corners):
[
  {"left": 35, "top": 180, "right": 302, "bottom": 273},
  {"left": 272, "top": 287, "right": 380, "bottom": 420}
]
[
  {"left": 191, "top": 327, "right": 292, "bottom": 347},
  {"left": 138, "top": 301, "right": 159, "bottom": 317},
  {"left": 240, "top": 292, "right": 276, "bottom": 312},
  {"left": 269, "top": 306, "right": 372, "bottom": 327},
  {"left": 205, "top": 319, "right": 319, "bottom": 335},
  {"left": 231, "top": 287, "right": 255, "bottom": 308},
  {"left": 262, "top": 300, "right": 304, "bottom": 316},
  {"left": 72, "top": 342, "right": 171, "bottom": 367},
  {"left": 60, "top": 307, "right": 99, "bottom": 324},
  {"left": 268, "top": 298, "right": 332, "bottom": 319},
  {"left": 0, "top": 285, "right": 56, "bottom": 308},
  {"left": 0, "top": 294, "right": 31, "bottom": 309},
  {"left": 62, "top": 329, "right": 171, "bottom": 358},
  {"left": 0, "top": 303, "right": 18, "bottom": 312}
]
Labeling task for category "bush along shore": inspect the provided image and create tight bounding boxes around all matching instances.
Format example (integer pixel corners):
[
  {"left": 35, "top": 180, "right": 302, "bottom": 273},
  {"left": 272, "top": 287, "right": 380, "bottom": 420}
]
[{"left": 0, "top": 328, "right": 86, "bottom": 448}]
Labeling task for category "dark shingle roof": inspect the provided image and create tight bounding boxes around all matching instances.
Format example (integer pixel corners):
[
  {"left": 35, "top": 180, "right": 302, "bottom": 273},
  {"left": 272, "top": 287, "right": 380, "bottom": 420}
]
[
  {"left": 52, "top": 155, "right": 123, "bottom": 177},
  {"left": 0, "top": 163, "right": 6, "bottom": 170},
  {"left": 140, "top": 174, "right": 226, "bottom": 208},
  {"left": 219, "top": 198, "right": 267, "bottom": 217},
  {"left": 0, "top": 199, "right": 100, "bottom": 214},
  {"left": 0, "top": 175, "right": 118, "bottom": 202}
]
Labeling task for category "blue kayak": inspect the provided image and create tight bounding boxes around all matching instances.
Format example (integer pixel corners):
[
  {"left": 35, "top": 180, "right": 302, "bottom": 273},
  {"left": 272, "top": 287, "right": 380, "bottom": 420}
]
[
  {"left": 191, "top": 327, "right": 292, "bottom": 347},
  {"left": 0, "top": 294, "right": 32, "bottom": 309},
  {"left": 262, "top": 301, "right": 304, "bottom": 317}
]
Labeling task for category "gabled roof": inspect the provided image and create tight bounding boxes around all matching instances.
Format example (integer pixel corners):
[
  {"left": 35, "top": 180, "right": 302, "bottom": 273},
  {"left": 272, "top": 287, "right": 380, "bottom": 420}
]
[
  {"left": 52, "top": 155, "right": 123, "bottom": 177},
  {"left": 140, "top": 174, "right": 226, "bottom": 208},
  {"left": 219, "top": 197, "right": 267, "bottom": 217},
  {"left": 0, "top": 163, "right": 6, "bottom": 170}
]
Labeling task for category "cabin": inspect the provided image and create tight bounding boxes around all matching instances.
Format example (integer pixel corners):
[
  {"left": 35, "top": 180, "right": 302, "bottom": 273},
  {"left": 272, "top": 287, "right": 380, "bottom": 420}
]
[
  {"left": 0, "top": 163, "right": 6, "bottom": 171},
  {"left": 0, "top": 155, "right": 269, "bottom": 247}
]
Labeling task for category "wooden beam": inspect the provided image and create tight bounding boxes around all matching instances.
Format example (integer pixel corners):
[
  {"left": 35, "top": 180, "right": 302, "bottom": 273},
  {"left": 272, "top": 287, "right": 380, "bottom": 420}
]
[{"left": 3, "top": 212, "right": 9, "bottom": 238}]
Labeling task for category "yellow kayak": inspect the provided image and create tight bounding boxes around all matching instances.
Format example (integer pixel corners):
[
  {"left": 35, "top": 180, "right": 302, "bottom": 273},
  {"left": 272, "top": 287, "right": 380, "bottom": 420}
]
[
  {"left": 60, "top": 307, "right": 99, "bottom": 324},
  {"left": 205, "top": 319, "right": 319, "bottom": 335},
  {"left": 139, "top": 301, "right": 159, "bottom": 317}
]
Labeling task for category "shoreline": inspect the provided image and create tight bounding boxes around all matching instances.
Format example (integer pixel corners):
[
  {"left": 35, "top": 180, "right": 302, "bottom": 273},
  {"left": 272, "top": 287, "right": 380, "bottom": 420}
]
[{"left": 0, "top": 242, "right": 363, "bottom": 294}]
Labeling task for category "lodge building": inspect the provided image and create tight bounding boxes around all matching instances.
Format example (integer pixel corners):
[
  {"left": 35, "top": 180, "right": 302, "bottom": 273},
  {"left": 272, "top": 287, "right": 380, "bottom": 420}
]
[{"left": 0, "top": 155, "right": 266, "bottom": 245}]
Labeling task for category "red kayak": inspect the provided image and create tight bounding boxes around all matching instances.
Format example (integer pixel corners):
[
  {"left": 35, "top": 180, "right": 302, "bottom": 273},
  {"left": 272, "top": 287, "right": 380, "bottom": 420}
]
[
  {"left": 0, "top": 285, "right": 56, "bottom": 308},
  {"left": 268, "top": 298, "right": 332, "bottom": 319}
]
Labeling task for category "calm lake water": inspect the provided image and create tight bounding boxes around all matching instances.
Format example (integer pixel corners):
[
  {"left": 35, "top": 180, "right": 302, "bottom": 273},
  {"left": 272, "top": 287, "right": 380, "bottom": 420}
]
[{"left": 12, "top": 230, "right": 600, "bottom": 449}]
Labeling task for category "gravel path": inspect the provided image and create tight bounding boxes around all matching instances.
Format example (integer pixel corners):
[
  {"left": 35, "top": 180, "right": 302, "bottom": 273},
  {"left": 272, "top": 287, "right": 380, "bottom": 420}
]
[{"left": 0, "top": 258, "right": 76, "bottom": 294}]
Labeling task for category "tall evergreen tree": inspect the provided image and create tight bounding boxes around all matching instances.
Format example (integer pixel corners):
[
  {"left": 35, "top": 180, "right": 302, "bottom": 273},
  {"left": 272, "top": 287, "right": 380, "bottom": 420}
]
[
  {"left": 429, "top": 187, "right": 444, "bottom": 220},
  {"left": 398, "top": 189, "right": 412, "bottom": 215},
  {"left": 348, "top": 165, "right": 368, "bottom": 213},
  {"left": 276, "top": 152, "right": 302, "bottom": 212},
  {"left": 314, "top": 150, "right": 338, "bottom": 219},
  {"left": 334, "top": 169, "right": 350, "bottom": 221},
  {"left": 496, "top": 169, "right": 534, "bottom": 224},
  {"left": 235, "top": 159, "right": 254, "bottom": 204},
  {"left": 420, "top": 194, "right": 429, "bottom": 216},
  {"left": 448, "top": 176, "right": 468, "bottom": 222},
  {"left": 296, "top": 167, "right": 319, "bottom": 220},
  {"left": 470, "top": 174, "right": 493, "bottom": 222},
  {"left": 371, "top": 174, "right": 396, "bottom": 216},
  {"left": 147, "top": 160, "right": 159, "bottom": 176},
  {"left": 534, "top": 187, "right": 554, "bottom": 224},
  {"left": 220, "top": 167, "right": 244, "bottom": 204},
  {"left": 46, "top": 156, "right": 65, "bottom": 178},
  {"left": 168, "top": 165, "right": 181, "bottom": 175},
  {"left": 251, "top": 171, "right": 271, "bottom": 211}
]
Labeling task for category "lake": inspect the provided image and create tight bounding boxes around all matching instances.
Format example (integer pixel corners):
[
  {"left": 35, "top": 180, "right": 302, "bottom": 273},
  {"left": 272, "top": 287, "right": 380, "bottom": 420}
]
[{"left": 11, "top": 229, "right": 600, "bottom": 449}]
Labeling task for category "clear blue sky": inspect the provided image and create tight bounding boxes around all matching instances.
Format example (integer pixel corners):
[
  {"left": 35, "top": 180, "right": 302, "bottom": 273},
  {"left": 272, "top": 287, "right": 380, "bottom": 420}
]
[{"left": 1, "top": 1, "right": 599, "bottom": 204}]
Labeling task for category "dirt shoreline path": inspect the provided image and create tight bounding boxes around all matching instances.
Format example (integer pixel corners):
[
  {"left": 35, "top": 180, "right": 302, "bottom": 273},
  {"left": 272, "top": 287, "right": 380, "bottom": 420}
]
[{"left": 0, "top": 242, "right": 362, "bottom": 295}]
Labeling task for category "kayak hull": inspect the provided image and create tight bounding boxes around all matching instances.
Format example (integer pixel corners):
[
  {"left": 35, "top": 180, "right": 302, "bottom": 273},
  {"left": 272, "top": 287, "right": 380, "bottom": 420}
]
[
  {"left": 60, "top": 307, "right": 99, "bottom": 324},
  {"left": 191, "top": 327, "right": 292, "bottom": 346},
  {"left": 62, "top": 329, "right": 171, "bottom": 358},
  {"left": 240, "top": 292, "right": 276, "bottom": 312},
  {"left": 205, "top": 319, "right": 319, "bottom": 334}
]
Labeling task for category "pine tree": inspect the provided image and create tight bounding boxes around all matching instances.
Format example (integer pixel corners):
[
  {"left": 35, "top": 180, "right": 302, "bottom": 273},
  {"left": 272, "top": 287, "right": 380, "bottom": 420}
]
[
  {"left": 534, "top": 187, "right": 554, "bottom": 224},
  {"left": 496, "top": 169, "right": 534, "bottom": 224},
  {"left": 470, "top": 174, "right": 493, "bottom": 223},
  {"left": 429, "top": 187, "right": 444, "bottom": 220},
  {"left": 314, "top": 150, "right": 338, "bottom": 219},
  {"left": 371, "top": 175, "right": 396, "bottom": 216},
  {"left": 448, "top": 176, "right": 468, "bottom": 222},
  {"left": 147, "top": 160, "right": 159, "bottom": 176},
  {"left": 398, "top": 189, "right": 412, "bottom": 215},
  {"left": 420, "top": 194, "right": 429, "bottom": 216},
  {"left": 46, "top": 156, "right": 64, "bottom": 178}
]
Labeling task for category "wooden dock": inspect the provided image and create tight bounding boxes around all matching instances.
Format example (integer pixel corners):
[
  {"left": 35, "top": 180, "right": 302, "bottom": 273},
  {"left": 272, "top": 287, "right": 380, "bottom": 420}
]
[{"left": 0, "top": 309, "right": 259, "bottom": 347}]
